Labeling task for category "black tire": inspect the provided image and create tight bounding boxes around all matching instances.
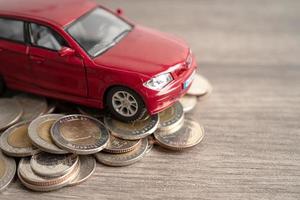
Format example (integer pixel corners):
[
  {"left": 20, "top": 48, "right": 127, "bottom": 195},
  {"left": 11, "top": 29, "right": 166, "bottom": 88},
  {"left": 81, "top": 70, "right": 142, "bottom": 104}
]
[
  {"left": 106, "top": 86, "right": 147, "bottom": 122},
  {"left": 0, "top": 77, "right": 5, "bottom": 96}
]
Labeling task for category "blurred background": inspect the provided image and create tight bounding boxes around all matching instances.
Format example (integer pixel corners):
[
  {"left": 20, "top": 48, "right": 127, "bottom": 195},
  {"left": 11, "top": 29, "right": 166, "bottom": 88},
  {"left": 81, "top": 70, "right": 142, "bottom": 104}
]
[{"left": 98, "top": 0, "right": 300, "bottom": 66}]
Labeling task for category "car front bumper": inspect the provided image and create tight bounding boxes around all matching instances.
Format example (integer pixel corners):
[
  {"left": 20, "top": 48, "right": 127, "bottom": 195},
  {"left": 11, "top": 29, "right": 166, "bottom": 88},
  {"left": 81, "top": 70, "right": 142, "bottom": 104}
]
[{"left": 144, "top": 62, "right": 197, "bottom": 115}]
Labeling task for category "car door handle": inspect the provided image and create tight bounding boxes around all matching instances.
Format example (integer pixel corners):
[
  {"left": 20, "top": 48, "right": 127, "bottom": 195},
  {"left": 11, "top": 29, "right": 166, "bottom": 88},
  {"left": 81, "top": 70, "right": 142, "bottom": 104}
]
[{"left": 30, "top": 55, "right": 45, "bottom": 64}]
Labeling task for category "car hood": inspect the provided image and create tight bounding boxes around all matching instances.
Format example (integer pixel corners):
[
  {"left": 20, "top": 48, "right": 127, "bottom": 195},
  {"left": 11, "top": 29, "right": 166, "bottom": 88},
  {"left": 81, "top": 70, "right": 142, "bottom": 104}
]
[{"left": 92, "top": 25, "right": 189, "bottom": 78}]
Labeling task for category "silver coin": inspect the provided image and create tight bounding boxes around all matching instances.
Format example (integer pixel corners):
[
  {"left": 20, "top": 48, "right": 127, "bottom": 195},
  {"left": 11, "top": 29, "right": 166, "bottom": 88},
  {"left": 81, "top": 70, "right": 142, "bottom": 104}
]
[
  {"left": 14, "top": 93, "right": 48, "bottom": 121},
  {"left": 18, "top": 157, "right": 80, "bottom": 192},
  {"left": 154, "top": 120, "right": 204, "bottom": 150},
  {"left": 104, "top": 134, "right": 141, "bottom": 154},
  {"left": 0, "top": 150, "right": 16, "bottom": 192},
  {"left": 30, "top": 152, "right": 78, "bottom": 177},
  {"left": 179, "top": 95, "right": 197, "bottom": 113},
  {"left": 104, "top": 114, "right": 159, "bottom": 140},
  {"left": 0, "top": 98, "right": 23, "bottom": 131},
  {"left": 28, "top": 114, "right": 68, "bottom": 154},
  {"left": 158, "top": 102, "right": 184, "bottom": 131},
  {"left": 0, "top": 121, "right": 39, "bottom": 157},
  {"left": 187, "top": 74, "right": 213, "bottom": 96},
  {"left": 51, "top": 115, "right": 110, "bottom": 155},
  {"left": 95, "top": 138, "right": 148, "bottom": 167},
  {"left": 68, "top": 156, "right": 96, "bottom": 186}
]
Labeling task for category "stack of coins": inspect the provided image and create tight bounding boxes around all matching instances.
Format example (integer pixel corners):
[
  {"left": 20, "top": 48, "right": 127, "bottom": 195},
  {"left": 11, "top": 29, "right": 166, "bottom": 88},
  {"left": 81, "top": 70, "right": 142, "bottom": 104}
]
[
  {"left": 95, "top": 73, "right": 211, "bottom": 165},
  {"left": 0, "top": 72, "right": 212, "bottom": 192},
  {"left": 17, "top": 153, "right": 96, "bottom": 191}
]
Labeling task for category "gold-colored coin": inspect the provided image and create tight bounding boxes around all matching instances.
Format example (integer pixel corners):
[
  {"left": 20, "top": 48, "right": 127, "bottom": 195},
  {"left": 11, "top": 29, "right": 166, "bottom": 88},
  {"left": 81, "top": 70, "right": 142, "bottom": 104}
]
[
  {"left": 38, "top": 120, "right": 54, "bottom": 142},
  {"left": 28, "top": 114, "right": 67, "bottom": 154},
  {"left": 104, "top": 134, "right": 141, "bottom": 154},
  {"left": 159, "top": 102, "right": 184, "bottom": 131},
  {"left": 7, "top": 124, "right": 31, "bottom": 148},
  {"left": 51, "top": 115, "right": 109, "bottom": 154},
  {"left": 0, "top": 121, "right": 39, "bottom": 157},
  {"left": 104, "top": 114, "right": 159, "bottom": 140},
  {"left": 154, "top": 120, "right": 204, "bottom": 150}
]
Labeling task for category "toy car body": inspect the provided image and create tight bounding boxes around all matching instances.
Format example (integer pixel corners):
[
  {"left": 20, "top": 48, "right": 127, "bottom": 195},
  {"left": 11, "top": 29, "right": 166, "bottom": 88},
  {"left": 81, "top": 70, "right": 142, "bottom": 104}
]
[{"left": 0, "top": 0, "right": 197, "bottom": 121}]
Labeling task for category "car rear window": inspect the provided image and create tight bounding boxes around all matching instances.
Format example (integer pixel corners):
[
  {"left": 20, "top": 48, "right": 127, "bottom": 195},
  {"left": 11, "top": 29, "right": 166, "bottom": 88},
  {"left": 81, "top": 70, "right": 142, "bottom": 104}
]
[{"left": 0, "top": 18, "right": 24, "bottom": 42}]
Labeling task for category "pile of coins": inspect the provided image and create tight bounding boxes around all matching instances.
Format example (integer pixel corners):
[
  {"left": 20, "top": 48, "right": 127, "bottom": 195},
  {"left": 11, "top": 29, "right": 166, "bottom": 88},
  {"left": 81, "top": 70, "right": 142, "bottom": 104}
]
[{"left": 0, "top": 73, "right": 212, "bottom": 192}]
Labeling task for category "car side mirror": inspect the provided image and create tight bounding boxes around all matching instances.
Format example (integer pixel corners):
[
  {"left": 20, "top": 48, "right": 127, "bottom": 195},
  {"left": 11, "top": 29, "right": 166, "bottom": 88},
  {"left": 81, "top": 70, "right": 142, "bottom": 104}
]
[
  {"left": 59, "top": 47, "right": 75, "bottom": 57},
  {"left": 116, "top": 8, "right": 124, "bottom": 16}
]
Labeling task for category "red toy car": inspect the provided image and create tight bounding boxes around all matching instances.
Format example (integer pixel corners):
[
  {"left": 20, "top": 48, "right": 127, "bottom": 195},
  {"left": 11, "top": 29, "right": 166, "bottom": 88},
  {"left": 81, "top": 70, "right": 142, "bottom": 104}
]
[{"left": 0, "top": 0, "right": 197, "bottom": 121}]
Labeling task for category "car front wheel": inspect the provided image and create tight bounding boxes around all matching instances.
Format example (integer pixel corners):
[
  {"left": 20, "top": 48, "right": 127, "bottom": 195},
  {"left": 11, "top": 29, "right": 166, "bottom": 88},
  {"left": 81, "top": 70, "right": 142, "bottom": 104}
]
[{"left": 106, "top": 86, "right": 147, "bottom": 122}]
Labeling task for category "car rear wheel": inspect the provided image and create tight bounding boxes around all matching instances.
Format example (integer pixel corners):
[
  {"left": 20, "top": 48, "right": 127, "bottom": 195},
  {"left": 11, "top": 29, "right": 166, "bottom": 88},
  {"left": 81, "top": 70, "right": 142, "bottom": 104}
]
[
  {"left": 106, "top": 86, "right": 147, "bottom": 122},
  {"left": 0, "top": 77, "right": 5, "bottom": 96}
]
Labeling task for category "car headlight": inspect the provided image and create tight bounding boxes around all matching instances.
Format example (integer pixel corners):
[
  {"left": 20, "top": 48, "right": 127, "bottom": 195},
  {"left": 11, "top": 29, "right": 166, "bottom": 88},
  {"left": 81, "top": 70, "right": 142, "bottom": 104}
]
[{"left": 143, "top": 73, "right": 173, "bottom": 90}]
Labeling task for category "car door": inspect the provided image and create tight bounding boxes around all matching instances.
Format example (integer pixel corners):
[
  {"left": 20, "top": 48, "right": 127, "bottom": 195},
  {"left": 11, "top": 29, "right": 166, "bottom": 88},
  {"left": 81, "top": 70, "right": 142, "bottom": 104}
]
[
  {"left": 0, "top": 17, "right": 33, "bottom": 84},
  {"left": 28, "top": 22, "right": 87, "bottom": 97}
]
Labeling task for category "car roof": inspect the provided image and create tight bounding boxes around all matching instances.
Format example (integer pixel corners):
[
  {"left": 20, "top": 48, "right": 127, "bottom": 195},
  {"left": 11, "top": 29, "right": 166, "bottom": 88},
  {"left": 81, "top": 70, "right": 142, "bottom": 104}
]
[{"left": 0, "top": 0, "right": 97, "bottom": 27}]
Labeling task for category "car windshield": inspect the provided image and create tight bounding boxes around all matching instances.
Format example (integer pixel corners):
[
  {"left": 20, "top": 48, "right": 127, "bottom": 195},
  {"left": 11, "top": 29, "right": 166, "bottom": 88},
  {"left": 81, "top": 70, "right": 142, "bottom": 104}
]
[{"left": 66, "top": 8, "right": 132, "bottom": 57}]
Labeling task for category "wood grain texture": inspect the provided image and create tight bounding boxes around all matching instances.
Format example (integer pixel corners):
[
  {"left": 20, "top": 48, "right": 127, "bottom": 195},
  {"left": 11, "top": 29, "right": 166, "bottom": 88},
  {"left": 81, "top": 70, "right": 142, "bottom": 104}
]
[{"left": 1, "top": 0, "right": 300, "bottom": 199}]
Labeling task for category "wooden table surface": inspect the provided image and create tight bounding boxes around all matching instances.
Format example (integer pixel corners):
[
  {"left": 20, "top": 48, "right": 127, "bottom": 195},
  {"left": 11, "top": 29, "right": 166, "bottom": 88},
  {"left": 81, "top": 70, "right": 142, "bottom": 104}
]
[{"left": 2, "top": 0, "right": 300, "bottom": 199}]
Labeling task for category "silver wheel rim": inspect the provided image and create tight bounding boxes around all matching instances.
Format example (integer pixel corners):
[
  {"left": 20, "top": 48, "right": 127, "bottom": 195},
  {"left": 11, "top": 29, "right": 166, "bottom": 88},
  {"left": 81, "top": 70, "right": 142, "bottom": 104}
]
[{"left": 112, "top": 91, "right": 138, "bottom": 117}]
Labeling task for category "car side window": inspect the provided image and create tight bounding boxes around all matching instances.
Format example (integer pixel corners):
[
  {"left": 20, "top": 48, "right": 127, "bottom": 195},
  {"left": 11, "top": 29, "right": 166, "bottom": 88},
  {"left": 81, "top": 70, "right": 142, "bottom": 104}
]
[
  {"left": 29, "top": 23, "right": 69, "bottom": 51},
  {"left": 0, "top": 18, "right": 24, "bottom": 42}
]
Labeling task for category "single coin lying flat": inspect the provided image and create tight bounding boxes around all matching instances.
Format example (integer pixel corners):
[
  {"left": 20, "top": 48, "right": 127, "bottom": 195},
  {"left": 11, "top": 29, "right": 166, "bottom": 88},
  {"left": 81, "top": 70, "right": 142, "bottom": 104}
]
[
  {"left": 0, "top": 98, "right": 23, "bottom": 131},
  {"left": 187, "top": 73, "right": 212, "bottom": 97},
  {"left": 28, "top": 114, "right": 67, "bottom": 154},
  {"left": 51, "top": 115, "right": 110, "bottom": 155},
  {"left": 179, "top": 95, "right": 197, "bottom": 113},
  {"left": 0, "top": 150, "right": 16, "bottom": 192},
  {"left": 104, "top": 134, "right": 141, "bottom": 154},
  {"left": 95, "top": 138, "right": 148, "bottom": 167},
  {"left": 0, "top": 121, "right": 39, "bottom": 157},
  {"left": 158, "top": 102, "right": 184, "bottom": 131},
  {"left": 104, "top": 114, "right": 159, "bottom": 140},
  {"left": 154, "top": 120, "right": 204, "bottom": 150},
  {"left": 30, "top": 152, "right": 78, "bottom": 177},
  {"left": 14, "top": 93, "right": 48, "bottom": 121}
]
